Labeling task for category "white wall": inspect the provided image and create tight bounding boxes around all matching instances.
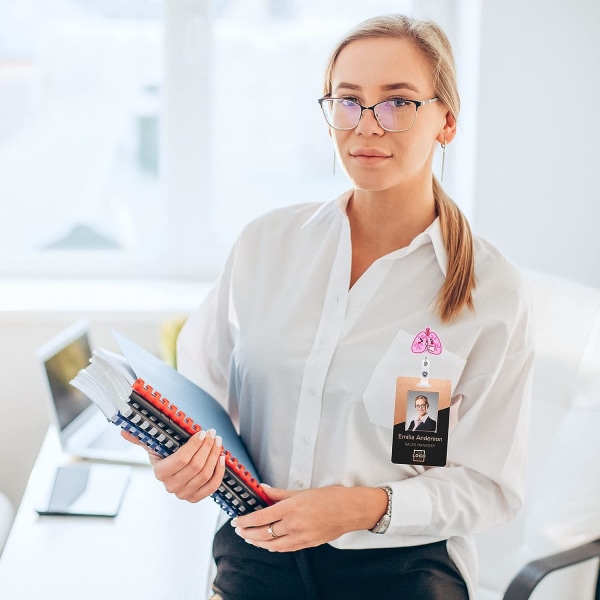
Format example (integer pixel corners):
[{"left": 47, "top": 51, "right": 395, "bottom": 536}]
[{"left": 474, "top": 0, "right": 600, "bottom": 287}]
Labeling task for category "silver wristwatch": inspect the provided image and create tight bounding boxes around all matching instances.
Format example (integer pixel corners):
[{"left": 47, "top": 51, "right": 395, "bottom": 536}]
[{"left": 370, "top": 486, "right": 392, "bottom": 534}]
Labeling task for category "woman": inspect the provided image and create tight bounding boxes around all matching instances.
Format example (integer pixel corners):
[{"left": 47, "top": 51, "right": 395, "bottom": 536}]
[{"left": 137, "top": 14, "right": 534, "bottom": 600}]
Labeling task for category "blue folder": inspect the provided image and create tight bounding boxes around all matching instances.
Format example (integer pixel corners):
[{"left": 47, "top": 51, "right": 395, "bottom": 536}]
[{"left": 113, "top": 330, "right": 261, "bottom": 482}]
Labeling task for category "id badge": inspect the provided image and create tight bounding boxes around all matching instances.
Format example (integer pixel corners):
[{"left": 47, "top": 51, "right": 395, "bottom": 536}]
[{"left": 391, "top": 328, "right": 451, "bottom": 467}]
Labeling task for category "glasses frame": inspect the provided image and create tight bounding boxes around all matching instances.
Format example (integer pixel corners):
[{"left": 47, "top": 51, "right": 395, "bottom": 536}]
[{"left": 318, "top": 96, "right": 439, "bottom": 132}]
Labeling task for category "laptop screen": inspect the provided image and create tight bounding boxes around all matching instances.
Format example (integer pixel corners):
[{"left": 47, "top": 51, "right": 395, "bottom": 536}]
[{"left": 38, "top": 322, "right": 93, "bottom": 432}]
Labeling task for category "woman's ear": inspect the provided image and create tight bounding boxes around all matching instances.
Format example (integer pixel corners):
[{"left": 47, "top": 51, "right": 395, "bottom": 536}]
[{"left": 437, "top": 111, "right": 457, "bottom": 145}]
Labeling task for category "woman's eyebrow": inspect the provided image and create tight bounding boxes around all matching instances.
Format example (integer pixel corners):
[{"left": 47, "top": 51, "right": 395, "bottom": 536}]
[
  {"left": 381, "top": 82, "right": 420, "bottom": 93},
  {"left": 332, "top": 82, "right": 362, "bottom": 93},
  {"left": 333, "top": 81, "right": 420, "bottom": 94}
]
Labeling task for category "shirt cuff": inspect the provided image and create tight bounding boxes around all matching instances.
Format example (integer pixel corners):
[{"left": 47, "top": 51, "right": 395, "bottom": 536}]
[{"left": 385, "top": 477, "right": 433, "bottom": 531}]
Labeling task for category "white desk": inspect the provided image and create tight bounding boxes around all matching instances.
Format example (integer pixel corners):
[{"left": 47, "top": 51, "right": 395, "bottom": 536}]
[{"left": 0, "top": 426, "right": 221, "bottom": 599}]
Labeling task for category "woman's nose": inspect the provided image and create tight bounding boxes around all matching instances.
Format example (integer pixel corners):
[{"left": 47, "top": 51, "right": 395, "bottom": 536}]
[{"left": 354, "top": 107, "right": 384, "bottom": 135}]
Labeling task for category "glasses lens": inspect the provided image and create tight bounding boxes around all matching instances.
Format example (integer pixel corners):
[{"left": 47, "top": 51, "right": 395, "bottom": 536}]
[
  {"left": 322, "top": 99, "right": 361, "bottom": 130},
  {"left": 375, "top": 100, "right": 416, "bottom": 131}
]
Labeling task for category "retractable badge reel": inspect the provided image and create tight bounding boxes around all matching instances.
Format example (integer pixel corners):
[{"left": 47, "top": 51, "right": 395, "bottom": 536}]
[{"left": 391, "top": 327, "right": 451, "bottom": 467}]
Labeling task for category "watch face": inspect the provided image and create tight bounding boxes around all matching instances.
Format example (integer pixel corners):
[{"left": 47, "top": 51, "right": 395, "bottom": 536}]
[{"left": 372, "top": 514, "right": 391, "bottom": 534}]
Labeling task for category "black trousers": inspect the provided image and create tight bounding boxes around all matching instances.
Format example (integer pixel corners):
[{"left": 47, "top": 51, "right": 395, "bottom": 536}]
[{"left": 211, "top": 521, "right": 469, "bottom": 600}]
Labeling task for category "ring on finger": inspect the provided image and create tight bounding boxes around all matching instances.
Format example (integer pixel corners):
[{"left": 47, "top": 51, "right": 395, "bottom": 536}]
[{"left": 267, "top": 522, "right": 279, "bottom": 538}]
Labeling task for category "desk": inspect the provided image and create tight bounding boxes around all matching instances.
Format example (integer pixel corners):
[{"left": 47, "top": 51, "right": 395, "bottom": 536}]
[{"left": 0, "top": 426, "right": 221, "bottom": 599}]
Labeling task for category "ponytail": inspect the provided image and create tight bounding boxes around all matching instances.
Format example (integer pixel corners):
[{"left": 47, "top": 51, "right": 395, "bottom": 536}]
[{"left": 433, "top": 176, "right": 476, "bottom": 322}]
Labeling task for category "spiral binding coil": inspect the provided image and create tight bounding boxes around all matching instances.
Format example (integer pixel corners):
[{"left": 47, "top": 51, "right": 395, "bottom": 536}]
[{"left": 124, "top": 379, "right": 272, "bottom": 515}]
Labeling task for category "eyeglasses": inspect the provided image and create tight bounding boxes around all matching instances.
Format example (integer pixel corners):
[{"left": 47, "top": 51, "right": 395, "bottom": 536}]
[
  {"left": 318, "top": 97, "right": 439, "bottom": 132},
  {"left": 415, "top": 403, "right": 428, "bottom": 409}
]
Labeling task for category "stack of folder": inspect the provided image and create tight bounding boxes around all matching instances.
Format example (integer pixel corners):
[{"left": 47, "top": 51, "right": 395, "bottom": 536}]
[{"left": 71, "top": 331, "right": 271, "bottom": 517}]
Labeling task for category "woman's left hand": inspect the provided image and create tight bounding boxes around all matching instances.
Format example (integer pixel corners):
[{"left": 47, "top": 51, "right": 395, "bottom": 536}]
[{"left": 231, "top": 484, "right": 388, "bottom": 552}]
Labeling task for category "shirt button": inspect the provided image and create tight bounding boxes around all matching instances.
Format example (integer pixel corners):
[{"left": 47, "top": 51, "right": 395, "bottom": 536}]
[
  {"left": 309, "top": 387, "right": 317, "bottom": 396},
  {"left": 296, "top": 480, "right": 305, "bottom": 488},
  {"left": 303, "top": 435, "right": 310, "bottom": 445}
]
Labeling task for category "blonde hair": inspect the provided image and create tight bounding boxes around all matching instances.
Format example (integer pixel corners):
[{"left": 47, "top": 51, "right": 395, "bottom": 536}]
[{"left": 323, "top": 15, "right": 476, "bottom": 322}]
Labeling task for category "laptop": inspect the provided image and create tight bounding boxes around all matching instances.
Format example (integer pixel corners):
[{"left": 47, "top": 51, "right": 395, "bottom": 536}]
[{"left": 36, "top": 319, "right": 148, "bottom": 465}]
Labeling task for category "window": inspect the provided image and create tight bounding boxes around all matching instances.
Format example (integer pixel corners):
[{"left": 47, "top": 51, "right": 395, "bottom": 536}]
[
  {"left": 0, "top": 0, "right": 165, "bottom": 277},
  {"left": 0, "top": 0, "right": 478, "bottom": 279}
]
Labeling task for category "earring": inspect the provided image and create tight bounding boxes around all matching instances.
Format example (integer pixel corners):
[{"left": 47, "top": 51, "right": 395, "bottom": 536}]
[
  {"left": 440, "top": 140, "right": 446, "bottom": 183},
  {"left": 333, "top": 148, "right": 336, "bottom": 176}
]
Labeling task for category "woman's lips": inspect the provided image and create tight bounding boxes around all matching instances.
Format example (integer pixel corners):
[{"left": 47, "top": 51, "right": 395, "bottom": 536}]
[
  {"left": 350, "top": 149, "right": 391, "bottom": 164},
  {"left": 350, "top": 153, "right": 391, "bottom": 165}
]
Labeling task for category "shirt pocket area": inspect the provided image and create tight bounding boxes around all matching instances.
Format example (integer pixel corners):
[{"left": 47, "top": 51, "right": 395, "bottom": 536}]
[{"left": 362, "top": 328, "right": 467, "bottom": 429}]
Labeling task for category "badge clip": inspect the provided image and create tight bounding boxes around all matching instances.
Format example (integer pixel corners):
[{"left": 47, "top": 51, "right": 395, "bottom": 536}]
[{"left": 419, "top": 356, "right": 431, "bottom": 387}]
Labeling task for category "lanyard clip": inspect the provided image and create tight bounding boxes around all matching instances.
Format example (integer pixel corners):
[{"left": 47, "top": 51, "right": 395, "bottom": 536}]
[{"left": 419, "top": 356, "right": 431, "bottom": 387}]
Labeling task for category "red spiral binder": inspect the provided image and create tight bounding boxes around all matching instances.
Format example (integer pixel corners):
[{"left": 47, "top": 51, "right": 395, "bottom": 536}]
[{"left": 131, "top": 379, "right": 272, "bottom": 507}]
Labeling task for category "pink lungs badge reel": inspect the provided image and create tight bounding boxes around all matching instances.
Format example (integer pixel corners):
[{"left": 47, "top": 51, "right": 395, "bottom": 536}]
[
  {"left": 411, "top": 327, "right": 443, "bottom": 355},
  {"left": 411, "top": 327, "right": 442, "bottom": 387}
]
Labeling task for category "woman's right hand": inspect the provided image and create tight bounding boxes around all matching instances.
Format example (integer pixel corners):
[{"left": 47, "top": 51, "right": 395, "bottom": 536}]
[{"left": 121, "top": 428, "right": 226, "bottom": 503}]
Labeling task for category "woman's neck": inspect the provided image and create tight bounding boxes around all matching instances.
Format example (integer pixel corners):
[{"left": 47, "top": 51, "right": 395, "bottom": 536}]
[
  {"left": 346, "top": 180, "right": 437, "bottom": 289},
  {"left": 347, "top": 184, "right": 437, "bottom": 254}
]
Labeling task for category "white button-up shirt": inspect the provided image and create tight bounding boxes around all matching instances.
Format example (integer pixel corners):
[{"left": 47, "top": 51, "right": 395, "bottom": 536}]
[{"left": 177, "top": 191, "right": 534, "bottom": 598}]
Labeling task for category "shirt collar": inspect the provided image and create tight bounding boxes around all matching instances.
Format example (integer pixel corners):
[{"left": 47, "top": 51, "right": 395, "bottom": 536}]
[
  {"left": 334, "top": 190, "right": 448, "bottom": 277},
  {"left": 334, "top": 190, "right": 353, "bottom": 215},
  {"left": 425, "top": 218, "right": 448, "bottom": 277}
]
